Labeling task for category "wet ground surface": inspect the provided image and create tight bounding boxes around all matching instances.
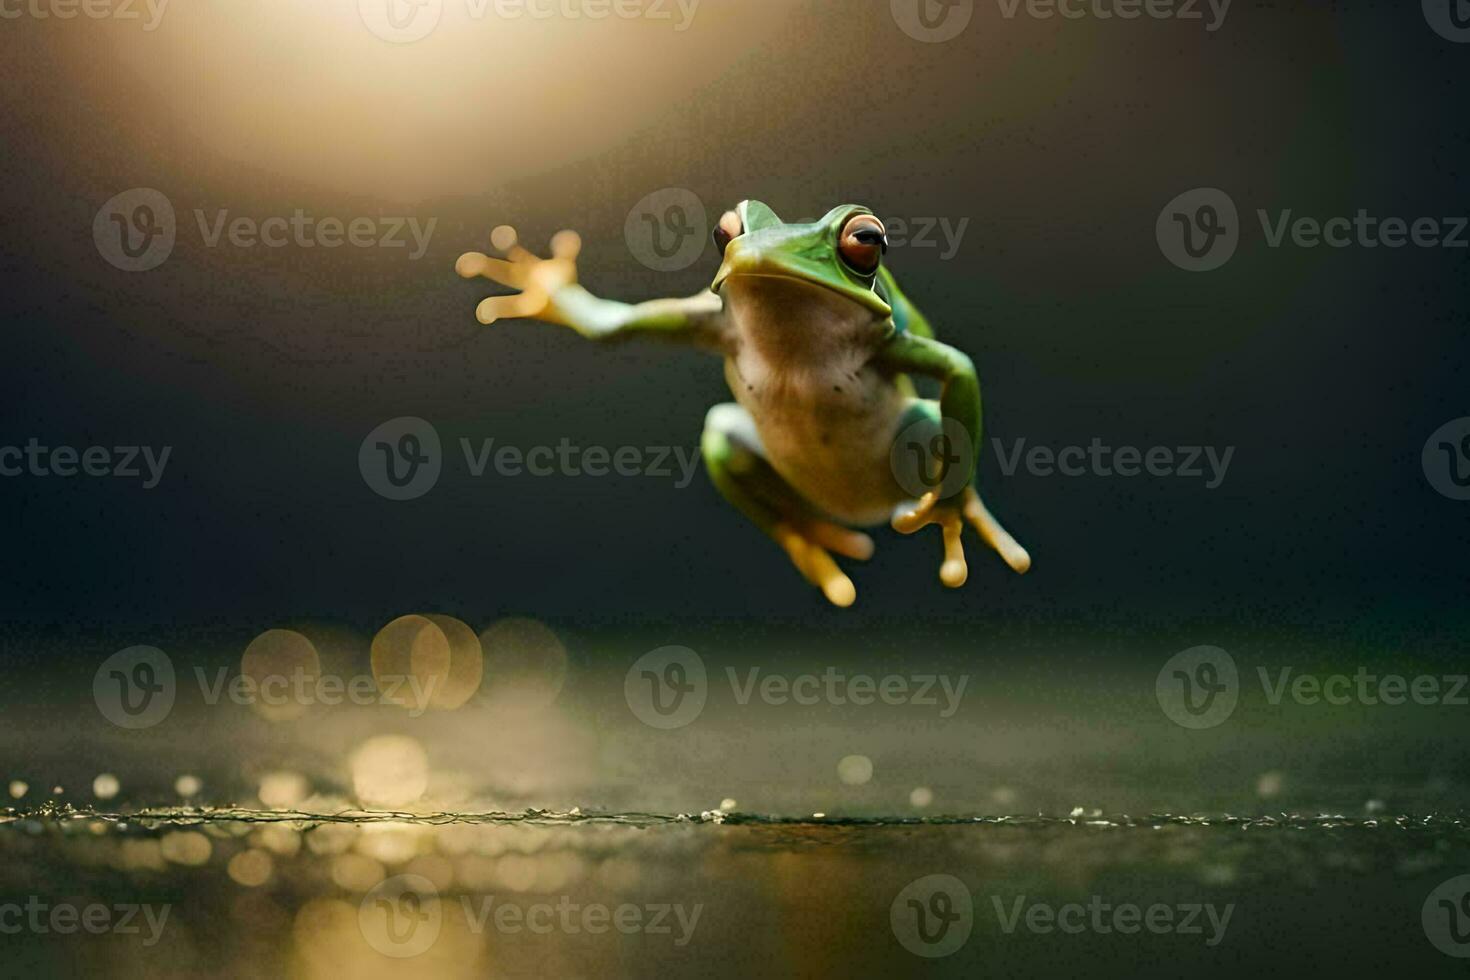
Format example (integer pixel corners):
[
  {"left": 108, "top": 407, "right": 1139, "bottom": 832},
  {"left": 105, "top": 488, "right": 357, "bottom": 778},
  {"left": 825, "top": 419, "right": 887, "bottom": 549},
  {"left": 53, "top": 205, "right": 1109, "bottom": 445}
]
[
  {"left": 3, "top": 619, "right": 1469, "bottom": 976},
  {"left": 3, "top": 807, "right": 1470, "bottom": 977}
]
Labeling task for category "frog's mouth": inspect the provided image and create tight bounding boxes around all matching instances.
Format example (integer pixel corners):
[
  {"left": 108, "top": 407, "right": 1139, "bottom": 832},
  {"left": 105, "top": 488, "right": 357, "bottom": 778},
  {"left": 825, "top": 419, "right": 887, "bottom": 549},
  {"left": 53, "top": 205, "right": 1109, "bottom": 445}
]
[
  {"left": 718, "top": 274, "right": 891, "bottom": 354},
  {"left": 712, "top": 241, "right": 892, "bottom": 319}
]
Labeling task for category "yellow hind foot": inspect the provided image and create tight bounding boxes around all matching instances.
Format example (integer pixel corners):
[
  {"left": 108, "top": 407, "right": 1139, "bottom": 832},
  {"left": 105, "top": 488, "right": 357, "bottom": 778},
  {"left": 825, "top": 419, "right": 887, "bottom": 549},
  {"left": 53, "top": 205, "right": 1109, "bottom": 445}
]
[
  {"left": 455, "top": 224, "right": 582, "bottom": 325},
  {"left": 892, "top": 486, "right": 1030, "bottom": 589},
  {"left": 771, "top": 520, "right": 875, "bottom": 608}
]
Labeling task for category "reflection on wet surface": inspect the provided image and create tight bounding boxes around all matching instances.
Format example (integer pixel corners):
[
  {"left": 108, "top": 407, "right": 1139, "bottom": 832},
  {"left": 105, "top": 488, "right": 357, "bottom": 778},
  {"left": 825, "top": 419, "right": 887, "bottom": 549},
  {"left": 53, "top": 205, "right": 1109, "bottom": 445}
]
[
  {"left": 3, "top": 805, "right": 1469, "bottom": 977},
  {"left": 6, "top": 620, "right": 1470, "bottom": 975}
]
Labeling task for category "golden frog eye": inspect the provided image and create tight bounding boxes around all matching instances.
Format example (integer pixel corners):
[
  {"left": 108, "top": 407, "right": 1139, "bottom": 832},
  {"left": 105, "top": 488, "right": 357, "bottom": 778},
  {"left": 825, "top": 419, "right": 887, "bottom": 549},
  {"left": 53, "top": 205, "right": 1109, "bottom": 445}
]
[
  {"left": 713, "top": 210, "right": 743, "bottom": 254},
  {"left": 838, "top": 213, "right": 887, "bottom": 274}
]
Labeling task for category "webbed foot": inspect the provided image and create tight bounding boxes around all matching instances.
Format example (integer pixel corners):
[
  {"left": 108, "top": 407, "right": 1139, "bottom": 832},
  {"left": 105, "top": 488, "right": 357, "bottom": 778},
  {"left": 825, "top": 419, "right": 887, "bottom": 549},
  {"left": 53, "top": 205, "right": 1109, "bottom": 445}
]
[
  {"left": 455, "top": 225, "right": 582, "bottom": 325},
  {"left": 892, "top": 486, "right": 1030, "bottom": 589}
]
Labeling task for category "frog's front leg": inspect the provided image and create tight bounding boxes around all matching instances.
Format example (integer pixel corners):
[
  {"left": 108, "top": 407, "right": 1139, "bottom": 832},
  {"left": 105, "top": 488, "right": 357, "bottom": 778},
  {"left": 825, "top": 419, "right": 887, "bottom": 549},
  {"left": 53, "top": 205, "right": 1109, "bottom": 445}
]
[
  {"left": 702, "top": 403, "right": 874, "bottom": 608},
  {"left": 876, "top": 334, "right": 1032, "bottom": 586},
  {"left": 456, "top": 226, "right": 727, "bottom": 349}
]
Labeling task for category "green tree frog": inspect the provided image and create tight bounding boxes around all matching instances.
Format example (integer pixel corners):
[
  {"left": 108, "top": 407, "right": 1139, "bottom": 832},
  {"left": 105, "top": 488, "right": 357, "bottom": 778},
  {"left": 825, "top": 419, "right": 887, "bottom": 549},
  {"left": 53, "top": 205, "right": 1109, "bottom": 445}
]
[{"left": 455, "top": 200, "right": 1029, "bottom": 607}]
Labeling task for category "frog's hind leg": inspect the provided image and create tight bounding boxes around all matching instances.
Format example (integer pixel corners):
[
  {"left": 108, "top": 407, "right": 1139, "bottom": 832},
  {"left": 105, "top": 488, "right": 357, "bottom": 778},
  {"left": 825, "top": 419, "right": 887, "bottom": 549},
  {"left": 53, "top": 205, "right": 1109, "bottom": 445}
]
[{"left": 701, "top": 403, "right": 873, "bottom": 608}]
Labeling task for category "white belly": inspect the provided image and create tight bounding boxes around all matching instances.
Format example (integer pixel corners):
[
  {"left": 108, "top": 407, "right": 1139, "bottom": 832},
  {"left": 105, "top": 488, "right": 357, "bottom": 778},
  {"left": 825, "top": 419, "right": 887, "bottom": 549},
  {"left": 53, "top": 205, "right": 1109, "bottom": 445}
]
[
  {"left": 718, "top": 273, "right": 915, "bottom": 526},
  {"left": 726, "top": 356, "right": 909, "bottom": 526}
]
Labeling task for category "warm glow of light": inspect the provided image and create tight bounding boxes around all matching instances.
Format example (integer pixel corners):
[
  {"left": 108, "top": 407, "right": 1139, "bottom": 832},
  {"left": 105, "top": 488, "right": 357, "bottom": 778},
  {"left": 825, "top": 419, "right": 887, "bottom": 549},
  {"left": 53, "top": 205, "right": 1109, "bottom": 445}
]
[
  {"left": 356, "top": 821, "right": 422, "bottom": 865},
  {"left": 159, "top": 830, "right": 213, "bottom": 866},
  {"left": 253, "top": 825, "right": 304, "bottom": 857},
  {"left": 350, "top": 735, "right": 429, "bottom": 807},
  {"left": 103, "top": 2, "right": 777, "bottom": 203},
  {"left": 259, "top": 770, "right": 311, "bottom": 808},
  {"left": 227, "top": 848, "right": 274, "bottom": 887},
  {"left": 241, "top": 629, "right": 322, "bottom": 722},
  {"left": 370, "top": 613, "right": 483, "bottom": 712},
  {"left": 837, "top": 754, "right": 873, "bottom": 786},
  {"left": 329, "top": 852, "right": 386, "bottom": 892}
]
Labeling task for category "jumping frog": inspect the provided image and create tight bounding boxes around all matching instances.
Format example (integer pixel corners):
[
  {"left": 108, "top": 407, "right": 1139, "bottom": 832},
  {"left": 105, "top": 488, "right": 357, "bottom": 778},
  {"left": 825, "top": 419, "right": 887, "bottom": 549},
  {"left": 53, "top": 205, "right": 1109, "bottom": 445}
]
[{"left": 454, "top": 200, "right": 1030, "bottom": 607}]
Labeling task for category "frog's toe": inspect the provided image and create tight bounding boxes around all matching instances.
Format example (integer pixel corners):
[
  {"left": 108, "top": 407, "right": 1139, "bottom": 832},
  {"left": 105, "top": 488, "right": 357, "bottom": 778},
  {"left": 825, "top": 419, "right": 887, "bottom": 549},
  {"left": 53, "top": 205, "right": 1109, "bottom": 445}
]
[
  {"left": 817, "top": 566, "right": 857, "bottom": 608},
  {"left": 891, "top": 491, "right": 940, "bottom": 534},
  {"left": 474, "top": 290, "right": 549, "bottom": 325},
  {"left": 549, "top": 229, "right": 581, "bottom": 259},
  {"left": 801, "top": 520, "right": 874, "bottom": 561},
  {"left": 455, "top": 250, "right": 525, "bottom": 287},
  {"left": 963, "top": 488, "right": 1031, "bottom": 574},
  {"left": 939, "top": 515, "right": 968, "bottom": 588},
  {"left": 774, "top": 523, "right": 858, "bottom": 608}
]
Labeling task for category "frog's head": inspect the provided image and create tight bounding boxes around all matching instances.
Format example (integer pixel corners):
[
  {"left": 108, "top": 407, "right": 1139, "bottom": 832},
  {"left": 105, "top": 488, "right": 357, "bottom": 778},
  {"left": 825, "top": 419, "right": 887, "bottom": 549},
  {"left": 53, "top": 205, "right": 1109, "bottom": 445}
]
[{"left": 710, "top": 201, "right": 893, "bottom": 320}]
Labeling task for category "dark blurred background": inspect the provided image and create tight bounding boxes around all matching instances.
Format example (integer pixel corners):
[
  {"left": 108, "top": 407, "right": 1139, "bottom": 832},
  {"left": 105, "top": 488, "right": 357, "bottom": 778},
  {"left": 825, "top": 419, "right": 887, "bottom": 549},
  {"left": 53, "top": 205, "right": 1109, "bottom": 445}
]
[
  {"left": 2, "top": 6, "right": 1469, "bottom": 976},
  {"left": 0, "top": 1, "right": 1466, "bottom": 642}
]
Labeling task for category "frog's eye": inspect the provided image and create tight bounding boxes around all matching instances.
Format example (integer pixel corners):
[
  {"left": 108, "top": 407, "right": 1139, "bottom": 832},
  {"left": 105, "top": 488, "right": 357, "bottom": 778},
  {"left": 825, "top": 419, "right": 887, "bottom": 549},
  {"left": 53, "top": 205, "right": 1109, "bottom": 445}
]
[
  {"left": 713, "top": 210, "right": 742, "bottom": 255},
  {"left": 838, "top": 214, "right": 887, "bottom": 275}
]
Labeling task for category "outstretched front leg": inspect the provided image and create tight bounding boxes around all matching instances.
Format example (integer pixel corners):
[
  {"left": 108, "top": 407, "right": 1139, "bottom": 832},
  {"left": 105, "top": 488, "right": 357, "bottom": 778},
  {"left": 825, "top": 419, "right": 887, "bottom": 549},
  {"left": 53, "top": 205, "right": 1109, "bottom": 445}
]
[
  {"left": 456, "top": 226, "right": 727, "bottom": 349},
  {"left": 702, "top": 403, "right": 874, "bottom": 608}
]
